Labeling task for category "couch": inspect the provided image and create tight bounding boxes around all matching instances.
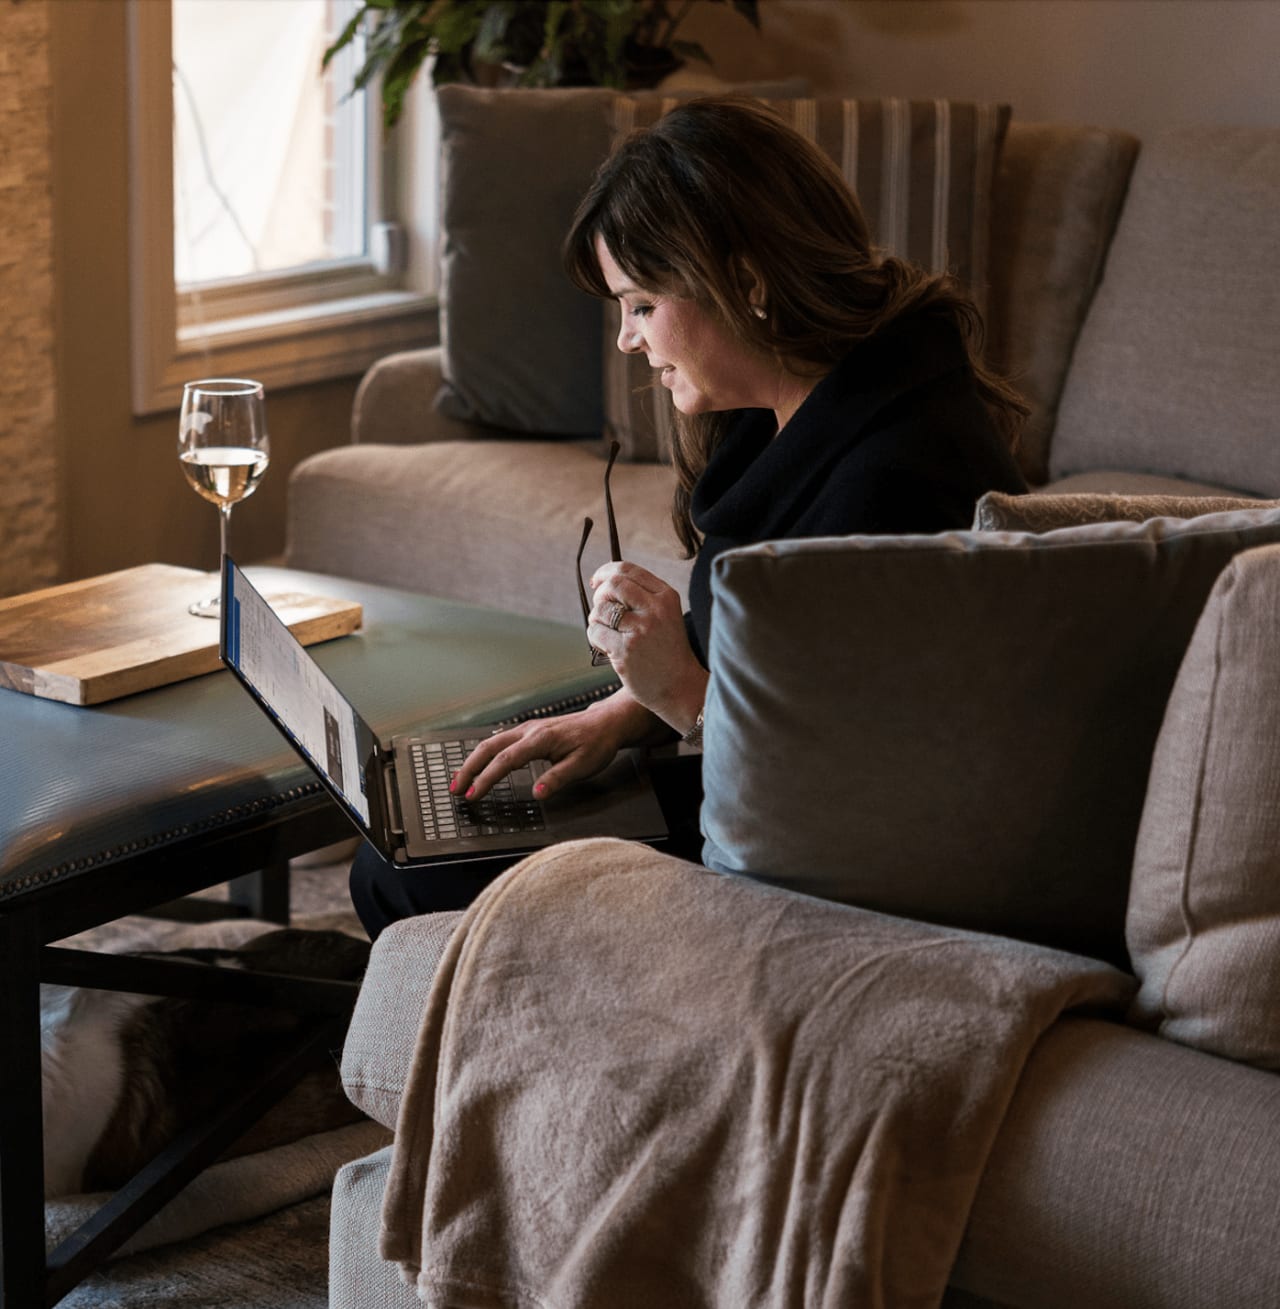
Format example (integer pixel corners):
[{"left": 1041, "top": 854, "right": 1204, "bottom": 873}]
[{"left": 300, "top": 95, "right": 1280, "bottom": 1306}]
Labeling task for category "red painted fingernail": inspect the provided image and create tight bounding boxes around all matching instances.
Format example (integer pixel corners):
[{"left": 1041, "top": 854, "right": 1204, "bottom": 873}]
[
  {"left": 466, "top": 785, "right": 476, "bottom": 799},
  {"left": 448, "top": 776, "right": 458, "bottom": 793},
  {"left": 533, "top": 782, "right": 546, "bottom": 798}
]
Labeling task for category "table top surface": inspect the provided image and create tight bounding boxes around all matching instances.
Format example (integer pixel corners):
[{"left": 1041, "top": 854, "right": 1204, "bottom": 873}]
[{"left": 0, "top": 567, "right": 614, "bottom": 902}]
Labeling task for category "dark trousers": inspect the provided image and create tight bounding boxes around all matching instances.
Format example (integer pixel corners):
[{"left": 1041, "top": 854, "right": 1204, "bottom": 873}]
[{"left": 349, "top": 752, "right": 703, "bottom": 940}]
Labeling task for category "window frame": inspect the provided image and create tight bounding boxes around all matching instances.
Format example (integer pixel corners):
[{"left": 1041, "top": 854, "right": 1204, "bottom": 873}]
[{"left": 127, "top": 0, "right": 437, "bottom": 417}]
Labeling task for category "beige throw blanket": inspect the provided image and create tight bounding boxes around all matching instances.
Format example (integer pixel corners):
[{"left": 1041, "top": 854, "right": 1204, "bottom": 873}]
[{"left": 381, "top": 838, "right": 1134, "bottom": 1308}]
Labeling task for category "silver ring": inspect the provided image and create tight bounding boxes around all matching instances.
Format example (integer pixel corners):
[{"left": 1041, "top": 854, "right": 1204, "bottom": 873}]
[{"left": 605, "top": 600, "right": 627, "bottom": 631}]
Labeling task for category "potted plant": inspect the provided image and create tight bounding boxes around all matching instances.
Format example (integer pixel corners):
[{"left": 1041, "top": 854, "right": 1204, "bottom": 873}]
[{"left": 326, "top": 0, "right": 761, "bottom": 131}]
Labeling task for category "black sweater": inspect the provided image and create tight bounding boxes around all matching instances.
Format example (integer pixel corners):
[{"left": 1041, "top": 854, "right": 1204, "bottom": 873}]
[{"left": 685, "top": 310, "right": 1027, "bottom": 662}]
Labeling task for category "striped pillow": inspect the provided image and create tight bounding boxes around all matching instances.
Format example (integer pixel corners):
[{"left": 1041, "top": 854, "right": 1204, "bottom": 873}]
[{"left": 605, "top": 97, "right": 1012, "bottom": 463}]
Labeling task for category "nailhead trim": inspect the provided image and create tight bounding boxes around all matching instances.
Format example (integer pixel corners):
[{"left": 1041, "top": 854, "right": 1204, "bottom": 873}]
[
  {"left": 497, "top": 680, "right": 621, "bottom": 727},
  {"left": 0, "top": 782, "right": 325, "bottom": 903}
]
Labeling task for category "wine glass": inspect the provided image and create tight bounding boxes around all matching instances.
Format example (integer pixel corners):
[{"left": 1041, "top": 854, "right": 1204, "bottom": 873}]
[{"left": 178, "top": 378, "right": 269, "bottom": 618}]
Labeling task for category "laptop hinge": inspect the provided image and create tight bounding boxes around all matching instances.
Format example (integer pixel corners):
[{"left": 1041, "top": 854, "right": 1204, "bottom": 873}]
[{"left": 380, "top": 750, "right": 407, "bottom": 838}]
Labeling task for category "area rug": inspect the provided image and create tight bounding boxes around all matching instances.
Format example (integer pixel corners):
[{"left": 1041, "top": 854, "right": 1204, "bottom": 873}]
[{"left": 56, "top": 1192, "right": 335, "bottom": 1309}]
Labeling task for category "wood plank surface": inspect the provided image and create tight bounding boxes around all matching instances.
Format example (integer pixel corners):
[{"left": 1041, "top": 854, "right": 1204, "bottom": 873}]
[{"left": 0, "top": 564, "right": 362, "bottom": 706}]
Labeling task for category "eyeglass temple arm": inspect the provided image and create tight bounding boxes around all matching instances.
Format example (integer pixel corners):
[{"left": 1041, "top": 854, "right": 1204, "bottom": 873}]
[
  {"left": 576, "top": 516, "right": 594, "bottom": 626},
  {"left": 603, "top": 439, "right": 621, "bottom": 561}
]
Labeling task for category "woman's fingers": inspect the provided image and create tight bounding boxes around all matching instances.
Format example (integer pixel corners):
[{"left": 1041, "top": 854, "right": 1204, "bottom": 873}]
[
  {"left": 590, "top": 560, "right": 664, "bottom": 595},
  {"left": 449, "top": 718, "right": 614, "bottom": 801},
  {"left": 522, "top": 751, "right": 601, "bottom": 800},
  {"left": 449, "top": 727, "right": 535, "bottom": 800},
  {"left": 588, "top": 566, "right": 681, "bottom": 639}
]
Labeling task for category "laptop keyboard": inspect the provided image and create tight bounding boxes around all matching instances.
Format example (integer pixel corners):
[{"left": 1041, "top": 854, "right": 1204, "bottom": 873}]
[{"left": 409, "top": 738, "right": 546, "bottom": 842}]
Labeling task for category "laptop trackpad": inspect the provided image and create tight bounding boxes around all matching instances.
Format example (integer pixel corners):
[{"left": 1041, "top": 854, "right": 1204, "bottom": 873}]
[{"left": 536, "top": 752, "right": 667, "bottom": 841}]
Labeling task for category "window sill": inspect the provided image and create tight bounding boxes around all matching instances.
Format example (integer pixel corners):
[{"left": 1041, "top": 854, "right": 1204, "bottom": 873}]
[{"left": 134, "top": 291, "right": 438, "bottom": 415}]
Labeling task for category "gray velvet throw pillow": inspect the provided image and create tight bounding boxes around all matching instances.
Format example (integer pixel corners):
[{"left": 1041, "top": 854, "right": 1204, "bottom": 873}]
[{"left": 700, "top": 508, "right": 1280, "bottom": 965}]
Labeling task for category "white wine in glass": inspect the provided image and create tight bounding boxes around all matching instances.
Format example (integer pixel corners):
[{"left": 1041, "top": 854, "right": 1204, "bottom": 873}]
[{"left": 178, "top": 378, "right": 269, "bottom": 617}]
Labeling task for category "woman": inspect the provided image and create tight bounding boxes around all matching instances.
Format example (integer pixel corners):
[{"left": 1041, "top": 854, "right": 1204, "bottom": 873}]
[{"left": 350, "top": 95, "right": 1028, "bottom": 937}]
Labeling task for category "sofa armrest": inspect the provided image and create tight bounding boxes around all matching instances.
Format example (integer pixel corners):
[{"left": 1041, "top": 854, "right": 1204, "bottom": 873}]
[
  {"left": 352, "top": 346, "right": 474, "bottom": 446},
  {"left": 341, "top": 911, "right": 465, "bottom": 1129},
  {"left": 353, "top": 344, "right": 558, "bottom": 447}
]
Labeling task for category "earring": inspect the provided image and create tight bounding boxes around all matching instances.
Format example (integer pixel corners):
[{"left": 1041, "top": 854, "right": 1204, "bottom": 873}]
[{"left": 752, "top": 305, "right": 767, "bottom": 319}]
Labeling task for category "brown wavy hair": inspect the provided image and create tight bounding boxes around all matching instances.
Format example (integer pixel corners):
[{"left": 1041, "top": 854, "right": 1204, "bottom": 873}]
[{"left": 563, "top": 95, "right": 1027, "bottom": 556}]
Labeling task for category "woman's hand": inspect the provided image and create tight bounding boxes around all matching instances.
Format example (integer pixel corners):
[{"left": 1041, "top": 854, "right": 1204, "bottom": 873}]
[
  {"left": 588, "top": 561, "right": 708, "bottom": 734},
  {"left": 450, "top": 691, "right": 659, "bottom": 802}
]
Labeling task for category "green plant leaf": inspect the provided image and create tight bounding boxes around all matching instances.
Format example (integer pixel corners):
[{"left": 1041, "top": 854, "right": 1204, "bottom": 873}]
[
  {"left": 329, "top": 0, "right": 762, "bottom": 126},
  {"left": 426, "top": 0, "right": 484, "bottom": 54},
  {"left": 380, "top": 31, "right": 432, "bottom": 131},
  {"left": 321, "top": 5, "right": 369, "bottom": 71}
]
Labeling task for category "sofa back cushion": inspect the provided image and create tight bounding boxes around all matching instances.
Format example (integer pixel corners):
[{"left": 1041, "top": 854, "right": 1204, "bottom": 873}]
[
  {"left": 434, "top": 86, "right": 617, "bottom": 438},
  {"left": 605, "top": 96, "right": 1011, "bottom": 463},
  {"left": 983, "top": 123, "right": 1139, "bottom": 486},
  {"left": 1050, "top": 126, "right": 1280, "bottom": 492},
  {"left": 700, "top": 508, "right": 1280, "bottom": 965},
  {"left": 1127, "top": 544, "right": 1280, "bottom": 1068}
]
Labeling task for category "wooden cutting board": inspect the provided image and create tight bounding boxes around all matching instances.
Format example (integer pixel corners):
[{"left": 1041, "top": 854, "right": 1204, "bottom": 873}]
[{"left": 0, "top": 564, "right": 363, "bottom": 706}]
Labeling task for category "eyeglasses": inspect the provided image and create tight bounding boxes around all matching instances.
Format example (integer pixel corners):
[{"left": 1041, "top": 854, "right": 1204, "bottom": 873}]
[{"left": 576, "top": 439, "right": 622, "bottom": 666}]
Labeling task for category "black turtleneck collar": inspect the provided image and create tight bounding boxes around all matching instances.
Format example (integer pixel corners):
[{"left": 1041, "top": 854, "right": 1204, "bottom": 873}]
[{"left": 691, "top": 309, "right": 970, "bottom": 540}]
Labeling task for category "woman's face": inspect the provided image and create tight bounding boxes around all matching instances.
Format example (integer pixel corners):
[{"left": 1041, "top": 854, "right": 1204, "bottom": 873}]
[{"left": 595, "top": 236, "right": 773, "bottom": 417}]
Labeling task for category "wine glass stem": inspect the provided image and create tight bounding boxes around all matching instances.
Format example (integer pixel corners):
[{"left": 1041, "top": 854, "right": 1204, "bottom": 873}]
[{"left": 219, "top": 504, "right": 232, "bottom": 564}]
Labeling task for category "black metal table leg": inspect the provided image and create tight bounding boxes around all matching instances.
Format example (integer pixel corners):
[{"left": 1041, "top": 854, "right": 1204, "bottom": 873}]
[
  {"left": 228, "top": 859, "right": 291, "bottom": 923},
  {"left": 0, "top": 907, "right": 48, "bottom": 1309}
]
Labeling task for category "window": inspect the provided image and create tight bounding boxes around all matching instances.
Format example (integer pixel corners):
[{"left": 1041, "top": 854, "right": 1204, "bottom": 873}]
[{"left": 128, "top": 0, "right": 437, "bottom": 416}]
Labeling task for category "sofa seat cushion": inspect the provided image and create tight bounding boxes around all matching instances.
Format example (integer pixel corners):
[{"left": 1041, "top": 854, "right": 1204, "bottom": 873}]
[
  {"left": 285, "top": 440, "right": 689, "bottom": 626},
  {"left": 701, "top": 507, "right": 1280, "bottom": 964},
  {"left": 953, "top": 1016, "right": 1280, "bottom": 1309},
  {"left": 1050, "top": 126, "right": 1280, "bottom": 492}
]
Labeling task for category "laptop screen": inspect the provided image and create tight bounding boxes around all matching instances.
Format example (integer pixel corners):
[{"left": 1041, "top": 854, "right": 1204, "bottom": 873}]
[{"left": 222, "top": 560, "right": 374, "bottom": 828}]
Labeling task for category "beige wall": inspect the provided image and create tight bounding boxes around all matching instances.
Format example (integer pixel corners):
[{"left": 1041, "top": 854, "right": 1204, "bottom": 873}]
[
  {"left": 0, "top": 0, "right": 59, "bottom": 598},
  {"left": 48, "top": 0, "right": 360, "bottom": 590},
  {"left": 4, "top": 0, "right": 1277, "bottom": 596},
  {"left": 686, "top": 0, "right": 1280, "bottom": 135}
]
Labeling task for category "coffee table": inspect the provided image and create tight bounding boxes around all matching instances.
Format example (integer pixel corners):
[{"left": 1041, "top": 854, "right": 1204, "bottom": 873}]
[{"left": 0, "top": 566, "right": 616, "bottom": 1308}]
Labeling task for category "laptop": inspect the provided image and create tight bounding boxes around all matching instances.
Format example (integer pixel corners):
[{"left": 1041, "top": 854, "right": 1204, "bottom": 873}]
[{"left": 219, "top": 558, "right": 668, "bottom": 867}]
